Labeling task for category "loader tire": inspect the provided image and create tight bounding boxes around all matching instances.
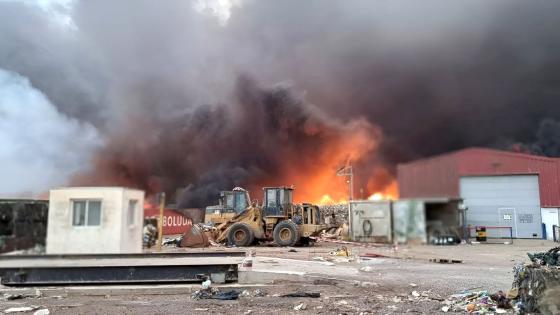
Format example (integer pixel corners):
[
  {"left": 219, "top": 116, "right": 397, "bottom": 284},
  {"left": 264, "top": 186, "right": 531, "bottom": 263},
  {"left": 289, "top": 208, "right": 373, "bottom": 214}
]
[
  {"left": 273, "top": 220, "right": 300, "bottom": 247},
  {"left": 227, "top": 223, "right": 254, "bottom": 247}
]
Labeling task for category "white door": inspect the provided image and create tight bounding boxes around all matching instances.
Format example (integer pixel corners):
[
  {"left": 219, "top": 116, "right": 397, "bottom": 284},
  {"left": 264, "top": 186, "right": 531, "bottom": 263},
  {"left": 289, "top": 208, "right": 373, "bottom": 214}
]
[
  {"left": 541, "top": 208, "right": 560, "bottom": 240},
  {"left": 460, "top": 175, "right": 542, "bottom": 238},
  {"left": 498, "top": 208, "right": 516, "bottom": 238}
]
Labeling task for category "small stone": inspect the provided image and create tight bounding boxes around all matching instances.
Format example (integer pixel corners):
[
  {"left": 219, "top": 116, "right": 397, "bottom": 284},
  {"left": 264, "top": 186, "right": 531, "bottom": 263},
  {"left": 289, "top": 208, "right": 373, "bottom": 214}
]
[
  {"left": 244, "top": 310, "right": 252, "bottom": 315},
  {"left": 441, "top": 306, "right": 450, "bottom": 312},
  {"left": 34, "top": 309, "right": 50, "bottom": 315},
  {"left": 411, "top": 291, "right": 420, "bottom": 298},
  {"left": 409, "top": 283, "right": 418, "bottom": 287},
  {"left": 336, "top": 300, "right": 348, "bottom": 305}
]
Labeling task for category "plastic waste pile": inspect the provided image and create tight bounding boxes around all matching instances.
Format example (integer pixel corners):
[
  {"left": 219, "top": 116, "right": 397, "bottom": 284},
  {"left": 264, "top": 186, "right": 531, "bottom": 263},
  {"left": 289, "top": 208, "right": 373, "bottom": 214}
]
[
  {"left": 510, "top": 247, "right": 560, "bottom": 314},
  {"left": 527, "top": 246, "right": 560, "bottom": 267},
  {"left": 441, "top": 290, "right": 510, "bottom": 314}
]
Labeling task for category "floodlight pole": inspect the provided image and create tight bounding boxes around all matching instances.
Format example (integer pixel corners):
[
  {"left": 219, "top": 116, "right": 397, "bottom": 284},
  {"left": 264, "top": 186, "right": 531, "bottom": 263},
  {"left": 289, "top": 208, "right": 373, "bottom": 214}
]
[{"left": 336, "top": 165, "right": 354, "bottom": 201}]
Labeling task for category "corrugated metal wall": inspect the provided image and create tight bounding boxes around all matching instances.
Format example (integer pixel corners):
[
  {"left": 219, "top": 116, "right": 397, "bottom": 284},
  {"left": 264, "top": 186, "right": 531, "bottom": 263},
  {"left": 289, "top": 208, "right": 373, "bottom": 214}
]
[{"left": 398, "top": 148, "right": 560, "bottom": 207}]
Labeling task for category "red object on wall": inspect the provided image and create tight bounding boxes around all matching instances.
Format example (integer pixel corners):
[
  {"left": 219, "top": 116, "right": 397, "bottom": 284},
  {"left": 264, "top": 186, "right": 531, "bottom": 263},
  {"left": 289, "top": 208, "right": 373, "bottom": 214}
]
[
  {"left": 398, "top": 147, "right": 560, "bottom": 207},
  {"left": 144, "top": 206, "right": 192, "bottom": 235}
]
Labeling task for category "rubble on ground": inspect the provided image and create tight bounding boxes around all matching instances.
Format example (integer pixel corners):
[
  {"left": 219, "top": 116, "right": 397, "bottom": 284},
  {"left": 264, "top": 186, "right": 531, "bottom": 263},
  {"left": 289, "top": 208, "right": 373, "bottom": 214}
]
[{"left": 441, "top": 290, "right": 511, "bottom": 314}]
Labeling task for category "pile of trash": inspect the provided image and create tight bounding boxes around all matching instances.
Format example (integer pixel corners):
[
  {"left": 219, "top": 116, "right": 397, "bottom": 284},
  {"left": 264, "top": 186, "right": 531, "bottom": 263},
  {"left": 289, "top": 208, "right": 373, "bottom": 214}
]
[
  {"left": 509, "top": 247, "right": 560, "bottom": 314},
  {"left": 319, "top": 204, "right": 348, "bottom": 225},
  {"left": 441, "top": 290, "right": 511, "bottom": 314},
  {"left": 527, "top": 246, "right": 560, "bottom": 266}
]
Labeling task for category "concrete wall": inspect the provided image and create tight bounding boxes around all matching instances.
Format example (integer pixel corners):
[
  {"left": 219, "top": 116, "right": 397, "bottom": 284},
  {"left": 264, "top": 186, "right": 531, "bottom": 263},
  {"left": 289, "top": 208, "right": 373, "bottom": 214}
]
[{"left": 46, "top": 187, "right": 144, "bottom": 254}]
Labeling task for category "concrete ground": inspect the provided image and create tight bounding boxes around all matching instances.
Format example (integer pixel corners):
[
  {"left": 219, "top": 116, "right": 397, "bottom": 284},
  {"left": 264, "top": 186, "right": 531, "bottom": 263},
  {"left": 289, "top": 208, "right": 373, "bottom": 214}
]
[{"left": 0, "top": 240, "right": 556, "bottom": 314}]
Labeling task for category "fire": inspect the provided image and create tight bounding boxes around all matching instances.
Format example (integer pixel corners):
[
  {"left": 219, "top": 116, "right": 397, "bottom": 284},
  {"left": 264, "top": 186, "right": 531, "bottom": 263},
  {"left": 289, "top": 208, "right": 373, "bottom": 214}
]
[
  {"left": 367, "top": 181, "right": 398, "bottom": 201},
  {"left": 317, "top": 194, "right": 348, "bottom": 205},
  {"left": 313, "top": 180, "right": 398, "bottom": 205},
  {"left": 367, "top": 192, "right": 395, "bottom": 201}
]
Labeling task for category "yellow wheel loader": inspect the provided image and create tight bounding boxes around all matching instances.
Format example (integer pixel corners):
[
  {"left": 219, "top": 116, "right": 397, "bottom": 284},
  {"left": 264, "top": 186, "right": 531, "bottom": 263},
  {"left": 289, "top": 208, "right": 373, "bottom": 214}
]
[
  {"left": 210, "top": 186, "right": 327, "bottom": 247},
  {"left": 204, "top": 187, "right": 251, "bottom": 225}
]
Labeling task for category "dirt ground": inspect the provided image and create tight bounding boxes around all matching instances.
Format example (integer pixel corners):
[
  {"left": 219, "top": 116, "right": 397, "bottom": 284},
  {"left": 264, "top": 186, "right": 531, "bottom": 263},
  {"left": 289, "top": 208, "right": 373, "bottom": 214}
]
[{"left": 0, "top": 239, "right": 556, "bottom": 314}]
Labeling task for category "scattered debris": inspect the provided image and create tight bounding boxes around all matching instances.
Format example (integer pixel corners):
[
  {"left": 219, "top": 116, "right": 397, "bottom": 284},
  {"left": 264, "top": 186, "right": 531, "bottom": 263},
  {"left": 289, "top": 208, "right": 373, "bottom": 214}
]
[
  {"left": 411, "top": 291, "right": 420, "bottom": 298},
  {"left": 192, "top": 289, "right": 240, "bottom": 301},
  {"left": 4, "top": 306, "right": 39, "bottom": 314},
  {"left": 360, "top": 281, "right": 378, "bottom": 288},
  {"left": 359, "top": 266, "right": 374, "bottom": 272},
  {"left": 244, "top": 310, "right": 252, "bottom": 315},
  {"left": 192, "top": 279, "right": 240, "bottom": 301},
  {"left": 142, "top": 220, "right": 157, "bottom": 248},
  {"left": 253, "top": 289, "right": 267, "bottom": 297},
  {"left": 442, "top": 290, "right": 510, "bottom": 314},
  {"left": 3, "top": 292, "right": 43, "bottom": 301},
  {"left": 201, "top": 279, "right": 212, "bottom": 290},
  {"left": 360, "top": 252, "right": 391, "bottom": 259},
  {"left": 294, "top": 303, "right": 307, "bottom": 311},
  {"left": 336, "top": 300, "right": 348, "bottom": 305},
  {"left": 430, "top": 258, "right": 462, "bottom": 264},
  {"left": 312, "top": 256, "right": 327, "bottom": 262},
  {"left": 241, "top": 290, "right": 251, "bottom": 297},
  {"left": 3, "top": 293, "right": 24, "bottom": 300},
  {"left": 312, "top": 278, "right": 338, "bottom": 286},
  {"left": 162, "top": 236, "right": 182, "bottom": 246},
  {"left": 281, "top": 292, "right": 321, "bottom": 298},
  {"left": 329, "top": 246, "right": 351, "bottom": 256}
]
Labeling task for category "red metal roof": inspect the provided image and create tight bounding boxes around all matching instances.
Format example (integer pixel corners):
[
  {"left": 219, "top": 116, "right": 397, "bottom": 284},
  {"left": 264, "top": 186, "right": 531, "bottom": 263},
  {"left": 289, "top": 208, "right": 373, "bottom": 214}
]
[{"left": 397, "top": 147, "right": 560, "bottom": 207}]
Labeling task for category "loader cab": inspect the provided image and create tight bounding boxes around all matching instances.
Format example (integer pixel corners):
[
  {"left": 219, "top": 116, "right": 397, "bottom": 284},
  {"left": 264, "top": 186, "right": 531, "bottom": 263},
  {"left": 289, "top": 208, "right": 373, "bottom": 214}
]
[
  {"left": 262, "top": 187, "right": 294, "bottom": 217},
  {"left": 205, "top": 188, "right": 250, "bottom": 216}
]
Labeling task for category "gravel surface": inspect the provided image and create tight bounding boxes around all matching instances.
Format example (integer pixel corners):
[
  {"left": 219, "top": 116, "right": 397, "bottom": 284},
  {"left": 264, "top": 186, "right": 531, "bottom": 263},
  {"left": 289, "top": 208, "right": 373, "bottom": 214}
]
[{"left": 0, "top": 240, "right": 556, "bottom": 314}]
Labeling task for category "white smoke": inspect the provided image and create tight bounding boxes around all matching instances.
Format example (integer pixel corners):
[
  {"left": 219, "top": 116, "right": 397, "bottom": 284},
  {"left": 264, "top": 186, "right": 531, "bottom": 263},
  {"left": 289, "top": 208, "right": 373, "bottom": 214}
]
[{"left": 0, "top": 68, "right": 101, "bottom": 197}]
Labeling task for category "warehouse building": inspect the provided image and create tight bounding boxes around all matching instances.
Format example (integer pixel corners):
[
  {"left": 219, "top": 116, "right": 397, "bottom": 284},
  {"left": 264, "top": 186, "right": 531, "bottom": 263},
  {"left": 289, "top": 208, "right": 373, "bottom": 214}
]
[{"left": 398, "top": 148, "right": 560, "bottom": 239}]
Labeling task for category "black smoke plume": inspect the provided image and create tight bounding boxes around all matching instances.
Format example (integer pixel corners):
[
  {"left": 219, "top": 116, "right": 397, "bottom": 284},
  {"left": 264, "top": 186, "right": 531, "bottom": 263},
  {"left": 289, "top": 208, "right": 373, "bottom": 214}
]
[{"left": 1, "top": 1, "right": 560, "bottom": 202}]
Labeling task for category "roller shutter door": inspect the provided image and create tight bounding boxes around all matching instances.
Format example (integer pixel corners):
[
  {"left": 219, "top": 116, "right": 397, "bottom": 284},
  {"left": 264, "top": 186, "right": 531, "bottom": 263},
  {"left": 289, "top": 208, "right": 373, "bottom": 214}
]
[{"left": 459, "top": 175, "right": 541, "bottom": 238}]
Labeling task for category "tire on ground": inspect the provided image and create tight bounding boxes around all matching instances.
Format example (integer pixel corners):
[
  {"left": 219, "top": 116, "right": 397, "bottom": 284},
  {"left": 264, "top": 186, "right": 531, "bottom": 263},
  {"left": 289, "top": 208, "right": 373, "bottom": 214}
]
[
  {"left": 227, "top": 223, "right": 254, "bottom": 246},
  {"left": 273, "top": 220, "right": 300, "bottom": 247}
]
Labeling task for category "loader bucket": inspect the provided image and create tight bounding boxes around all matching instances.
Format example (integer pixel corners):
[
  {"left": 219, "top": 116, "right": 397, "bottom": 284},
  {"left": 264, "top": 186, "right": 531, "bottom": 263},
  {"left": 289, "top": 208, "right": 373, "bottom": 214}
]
[{"left": 180, "top": 224, "right": 210, "bottom": 248}]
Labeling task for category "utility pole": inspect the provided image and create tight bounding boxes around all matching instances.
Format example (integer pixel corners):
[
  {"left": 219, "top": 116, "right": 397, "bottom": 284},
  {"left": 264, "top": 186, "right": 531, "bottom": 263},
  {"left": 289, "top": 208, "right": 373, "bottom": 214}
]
[
  {"left": 156, "top": 192, "right": 166, "bottom": 251},
  {"left": 336, "top": 164, "right": 354, "bottom": 201}
]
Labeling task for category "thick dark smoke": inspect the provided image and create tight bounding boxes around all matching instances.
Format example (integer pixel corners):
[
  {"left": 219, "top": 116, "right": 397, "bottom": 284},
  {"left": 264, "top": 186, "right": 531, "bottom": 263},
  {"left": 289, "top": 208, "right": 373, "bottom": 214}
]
[
  {"left": 2, "top": 0, "right": 560, "bottom": 203},
  {"left": 73, "top": 76, "right": 377, "bottom": 206}
]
